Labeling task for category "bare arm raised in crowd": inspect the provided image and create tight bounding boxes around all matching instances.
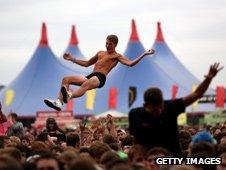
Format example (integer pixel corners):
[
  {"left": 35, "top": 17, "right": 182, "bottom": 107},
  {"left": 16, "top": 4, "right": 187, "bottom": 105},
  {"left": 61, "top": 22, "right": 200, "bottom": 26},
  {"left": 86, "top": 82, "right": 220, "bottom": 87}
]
[
  {"left": 183, "top": 62, "right": 223, "bottom": 107},
  {"left": 105, "top": 114, "right": 117, "bottom": 138}
]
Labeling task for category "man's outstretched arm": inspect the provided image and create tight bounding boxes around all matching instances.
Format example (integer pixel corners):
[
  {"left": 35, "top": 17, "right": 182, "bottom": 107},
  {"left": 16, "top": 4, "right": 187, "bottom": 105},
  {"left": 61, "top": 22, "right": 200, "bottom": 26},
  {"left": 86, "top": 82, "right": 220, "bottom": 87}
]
[
  {"left": 118, "top": 49, "right": 155, "bottom": 67},
  {"left": 183, "top": 62, "right": 223, "bottom": 107},
  {"left": 63, "top": 53, "right": 98, "bottom": 67}
]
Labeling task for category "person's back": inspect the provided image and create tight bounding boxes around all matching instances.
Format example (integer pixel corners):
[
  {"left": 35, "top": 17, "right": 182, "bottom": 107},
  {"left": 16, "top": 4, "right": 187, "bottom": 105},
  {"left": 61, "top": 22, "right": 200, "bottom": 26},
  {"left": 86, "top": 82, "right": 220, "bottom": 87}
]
[
  {"left": 129, "top": 63, "right": 223, "bottom": 156},
  {"left": 129, "top": 107, "right": 161, "bottom": 148},
  {"left": 7, "top": 121, "right": 24, "bottom": 138},
  {"left": 6, "top": 113, "right": 24, "bottom": 138},
  {"left": 129, "top": 98, "right": 185, "bottom": 156}
]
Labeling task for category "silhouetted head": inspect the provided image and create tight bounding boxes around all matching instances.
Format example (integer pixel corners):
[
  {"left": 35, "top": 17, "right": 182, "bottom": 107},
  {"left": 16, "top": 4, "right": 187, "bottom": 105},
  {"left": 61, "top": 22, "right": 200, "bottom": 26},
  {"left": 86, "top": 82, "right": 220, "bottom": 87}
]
[
  {"left": 143, "top": 87, "right": 164, "bottom": 115},
  {"left": 46, "top": 118, "right": 57, "bottom": 131},
  {"left": 7, "top": 112, "right": 18, "bottom": 123}
]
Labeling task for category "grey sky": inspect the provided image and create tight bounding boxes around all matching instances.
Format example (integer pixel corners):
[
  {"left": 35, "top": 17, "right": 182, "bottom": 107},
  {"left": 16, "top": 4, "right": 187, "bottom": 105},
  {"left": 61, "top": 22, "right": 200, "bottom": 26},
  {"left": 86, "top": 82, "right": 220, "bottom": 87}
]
[{"left": 0, "top": 0, "right": 226, "bottom": 88}]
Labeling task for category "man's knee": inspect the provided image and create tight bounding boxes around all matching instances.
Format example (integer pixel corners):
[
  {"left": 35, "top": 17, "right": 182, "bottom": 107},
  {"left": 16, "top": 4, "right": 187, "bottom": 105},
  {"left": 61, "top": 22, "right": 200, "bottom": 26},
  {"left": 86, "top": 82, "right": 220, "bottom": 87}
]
[{"left": 62, "top": 77, "right": 69, "bottom": 84}]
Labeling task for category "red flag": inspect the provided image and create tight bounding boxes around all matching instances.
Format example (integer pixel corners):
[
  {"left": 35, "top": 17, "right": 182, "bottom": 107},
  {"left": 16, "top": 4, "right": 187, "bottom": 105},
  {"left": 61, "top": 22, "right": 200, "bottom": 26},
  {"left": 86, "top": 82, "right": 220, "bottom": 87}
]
[
  {"left": 66, "top": 88, "right": 74, "bottom": 111},
  {"left": 171, "top": 85, "right": 178, "bottom": 99},
  {"left": 108, "top": 87, "right": 118, "bottom": 109},
  {"left": 215, "top": 86, "right": 225, "bottom": 108},
  {"left": 66, "top": 99, "right": 74, "bottom": 111}
]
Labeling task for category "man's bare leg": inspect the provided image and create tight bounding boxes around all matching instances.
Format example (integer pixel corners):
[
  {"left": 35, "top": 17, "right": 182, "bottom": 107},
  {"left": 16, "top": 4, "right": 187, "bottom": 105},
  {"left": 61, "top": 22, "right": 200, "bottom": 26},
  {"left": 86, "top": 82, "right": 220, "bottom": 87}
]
[
  {"left": 44, "top": 76, "right": 99, "bottom": 111},
  {"left": 58, "top": 75, "right": 87, "bottom": 103},
  {"left": 70, "top": 76, "right": 100, "bottom": 99},
  {"left": 44, "top": 75, "right": 87, "bottom": 111}
]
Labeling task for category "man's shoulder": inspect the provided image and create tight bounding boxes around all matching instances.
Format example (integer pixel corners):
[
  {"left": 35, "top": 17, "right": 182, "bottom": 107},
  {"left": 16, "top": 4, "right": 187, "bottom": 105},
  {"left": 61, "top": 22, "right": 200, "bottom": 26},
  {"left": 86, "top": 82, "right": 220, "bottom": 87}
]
[
  {"left": 97, "top": 51, "right": 105, "bottom": 55},
  {"left": 13, "top": 121, "right": 24, "bottom": 127},
  {"left": 115, "top": 52, "right": 123, "bottom": 58},
  {"left": 163, "top": 98, "right": 185, "bottom": 114},
  {"left": 129, "top": 107, "right": 145, "bottom": 115},
  {"left": 130, "top": 107, "right": 145, "bottom": 111},
  {"left": 164, "top": 98, "right": 183, "bottom": 104},
  {"left": 109, "top": 52, "right": 121, "bottom": 59}
]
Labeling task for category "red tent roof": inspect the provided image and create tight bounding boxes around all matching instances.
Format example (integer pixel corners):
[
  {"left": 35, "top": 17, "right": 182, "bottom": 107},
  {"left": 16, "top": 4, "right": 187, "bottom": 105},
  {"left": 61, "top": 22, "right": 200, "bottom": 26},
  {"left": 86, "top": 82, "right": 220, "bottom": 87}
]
[
  {"left": 129, "top": 19, "right": 140, "bottom": 42},
  {"left": 155, "top": 22, "right": 165, "bottom": 42},
  {"left": 69, "top": 25, "right": 79, "bottom": 45},
  {"left": 39, "top": 22, "right": 48, "bottom": 47}
]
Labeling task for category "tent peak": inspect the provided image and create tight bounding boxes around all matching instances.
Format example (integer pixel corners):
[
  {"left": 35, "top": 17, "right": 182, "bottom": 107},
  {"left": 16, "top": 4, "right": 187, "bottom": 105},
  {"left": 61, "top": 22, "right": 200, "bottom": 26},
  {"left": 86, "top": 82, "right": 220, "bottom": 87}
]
[
  {"left": 39, "top": 22, "right": 48, "bottom": 47},
  {"left": 156, "top": 22, "right": 165, "bottom": 42},
  {"left": 69, "top": 25, "right": 79, "bottom": 45},
  {"left": 129, "top": 19, "right": 140, "bottom": 42}
]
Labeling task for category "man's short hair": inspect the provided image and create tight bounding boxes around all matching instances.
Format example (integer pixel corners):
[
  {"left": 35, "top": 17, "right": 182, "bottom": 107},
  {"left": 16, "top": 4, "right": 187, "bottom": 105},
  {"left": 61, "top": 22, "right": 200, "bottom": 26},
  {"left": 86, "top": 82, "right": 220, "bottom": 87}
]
[
  {"left": 8, "top": 113, "right": 18, "bottom": 121},
  {"left": 107, "top": 34, "right": 118, "bottom": 46},
  {"left": 66, "top": 133, "right": 80, "bottom": 147},
  {"left": 144, "top": 87, "right": 163, "bottom": 105}
]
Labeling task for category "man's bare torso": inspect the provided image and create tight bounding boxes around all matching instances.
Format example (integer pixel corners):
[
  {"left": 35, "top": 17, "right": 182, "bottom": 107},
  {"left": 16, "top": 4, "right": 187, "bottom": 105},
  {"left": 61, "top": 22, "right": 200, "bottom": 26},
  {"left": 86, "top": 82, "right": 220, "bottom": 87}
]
[{"left": 93, "top": 51, "right": 119, "bottom": 76}]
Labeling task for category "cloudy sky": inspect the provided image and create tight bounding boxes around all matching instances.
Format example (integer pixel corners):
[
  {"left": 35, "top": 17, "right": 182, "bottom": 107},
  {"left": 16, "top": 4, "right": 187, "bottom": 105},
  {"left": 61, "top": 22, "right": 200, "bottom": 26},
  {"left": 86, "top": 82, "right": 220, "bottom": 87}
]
[{"left": 0, "top": 0, "right": 226, "bottom": 88}]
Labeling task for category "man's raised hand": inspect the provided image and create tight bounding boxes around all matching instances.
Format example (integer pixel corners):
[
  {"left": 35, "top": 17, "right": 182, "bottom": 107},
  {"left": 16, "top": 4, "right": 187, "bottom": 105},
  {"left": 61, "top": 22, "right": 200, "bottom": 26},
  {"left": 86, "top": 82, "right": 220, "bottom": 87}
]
[
  {"left": 63, "top": 53, "right": 74, "bottom": 61},
  {"left": 144, "top": 49, "right": 155, "bottom": 56},
  {"left": 205, "top": 62, "right": 223, "bottom": 79}
]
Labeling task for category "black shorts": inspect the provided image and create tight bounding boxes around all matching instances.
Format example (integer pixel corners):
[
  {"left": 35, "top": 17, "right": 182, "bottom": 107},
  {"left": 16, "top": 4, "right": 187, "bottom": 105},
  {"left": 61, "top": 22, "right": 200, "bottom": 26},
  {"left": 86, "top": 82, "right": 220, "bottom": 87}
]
[{"left": 86, "top": 72, "right": 106, "bottom": 88}]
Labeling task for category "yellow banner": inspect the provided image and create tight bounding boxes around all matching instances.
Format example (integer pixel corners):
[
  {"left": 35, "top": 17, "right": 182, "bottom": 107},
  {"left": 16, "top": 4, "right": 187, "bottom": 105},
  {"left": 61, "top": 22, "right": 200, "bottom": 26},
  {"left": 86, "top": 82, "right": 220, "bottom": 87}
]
[
  {"left": 177, "top": 112, "right": 187, "bottom": 125},
  {"left": 5, "top": 89, "right": 15, "bottom": 106},
  {"left": 86, "top": 89, "right": 96, "bottom": 110}
]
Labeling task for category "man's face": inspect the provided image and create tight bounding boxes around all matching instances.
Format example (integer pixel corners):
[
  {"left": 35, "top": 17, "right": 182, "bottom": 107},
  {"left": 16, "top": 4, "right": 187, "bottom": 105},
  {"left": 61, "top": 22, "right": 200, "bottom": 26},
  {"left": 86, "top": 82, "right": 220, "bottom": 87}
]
[
  {"left": 117, "top": 131, "right": 126, "bottom": 141},
  {"left": 7, "top": 115, "right": 13, "bottom": 123},
  {"left": 220, "top": 136, "right": 226, "bottom": 145},
  {"left": 48, "top": 123, "right": 54, "bottom": 130},
  {"left": 4, "top": 138, "right": 11, "bottom": 146},
  {"left": 217, "top": 156, "right": 226, "bottom": 170},
  {"left": 147, "top": 153, "right": 165, "bottom": 170},
  {"left": 106, "top": 39, "right": 116, "bottom": 52},
  {"left": 36, "top": 159, "right": 59, "bottom": 170},
  {"left": 22, "top": 139, "right": 29, "bottom": 146}
]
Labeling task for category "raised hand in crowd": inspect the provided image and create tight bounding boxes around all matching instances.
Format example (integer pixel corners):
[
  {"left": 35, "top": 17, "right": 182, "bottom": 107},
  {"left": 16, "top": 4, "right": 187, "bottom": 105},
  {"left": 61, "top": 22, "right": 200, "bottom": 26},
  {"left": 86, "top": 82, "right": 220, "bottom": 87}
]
[
  {"left": 105, "top": 114, "right": 117, "bottom": 138},
  {"left": 183, "top": 62, "right": 223, "bottom": 107},
  {"left": 204, "top": 62, "right": 223, "bottom": 79}
]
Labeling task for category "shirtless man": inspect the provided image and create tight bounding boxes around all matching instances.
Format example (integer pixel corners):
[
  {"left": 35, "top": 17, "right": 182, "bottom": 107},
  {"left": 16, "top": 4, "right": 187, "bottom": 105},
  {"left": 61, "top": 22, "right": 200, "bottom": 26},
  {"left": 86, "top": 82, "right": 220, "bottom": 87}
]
[{"left": 44, "top": 35, "right": 155, "bottom": 111}]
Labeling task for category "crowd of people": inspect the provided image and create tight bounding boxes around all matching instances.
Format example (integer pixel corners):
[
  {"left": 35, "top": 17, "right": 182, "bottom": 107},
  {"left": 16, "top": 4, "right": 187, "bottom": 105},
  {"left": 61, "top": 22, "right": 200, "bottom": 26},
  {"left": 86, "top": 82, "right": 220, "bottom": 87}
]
[
  {"left": 0, "top": 88, "right": 226, "bottom": 170},
  {"left": 0, "top": 100, "right": 226, "bottom": 170}
]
